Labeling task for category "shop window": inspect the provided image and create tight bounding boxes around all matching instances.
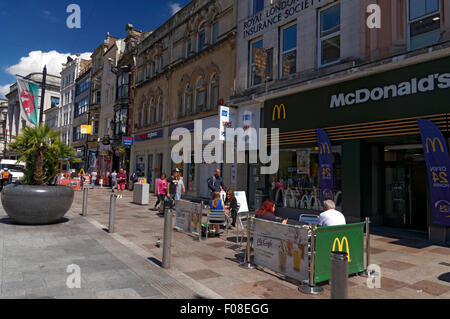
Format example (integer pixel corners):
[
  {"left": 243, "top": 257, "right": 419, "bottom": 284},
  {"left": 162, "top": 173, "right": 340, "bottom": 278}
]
[
  {"left": 270, "top": 147, "right": 343, "bottom": 211},
  {"left": 408, "top": 0, "right": 440, "bottom": 50},
  {"left": 280, "top": 23, "right": 297, "bottom": 77},
  {"left": 251, "top": 0, "right": 264, "bottom": 15},
  {"left": 249, "top": 38, "right": 263, "bottom": 87},
  {"left": 187, "top": 154, "right": 196, "bottom": 192},
  {"left": 318, "top": 3, "right": 341, "bottom": 67}
]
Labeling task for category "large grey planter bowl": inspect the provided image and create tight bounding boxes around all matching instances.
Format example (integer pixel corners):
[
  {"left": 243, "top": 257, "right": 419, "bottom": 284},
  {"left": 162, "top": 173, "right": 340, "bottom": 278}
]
[{"left": 1, "top": 184, "right": 74, "bottom": 225}]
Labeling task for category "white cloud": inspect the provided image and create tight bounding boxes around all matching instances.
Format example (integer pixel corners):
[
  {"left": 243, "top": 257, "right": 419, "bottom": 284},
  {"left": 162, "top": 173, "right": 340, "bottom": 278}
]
[
  {"left": 169, "top": 2, "right": 182, "bottom": 16},
  {"left": 0, "top": 84, "right": 12, "bottom": 98},
  {"left": 5, "top": 50, "right": 92, "bottom": 78}
]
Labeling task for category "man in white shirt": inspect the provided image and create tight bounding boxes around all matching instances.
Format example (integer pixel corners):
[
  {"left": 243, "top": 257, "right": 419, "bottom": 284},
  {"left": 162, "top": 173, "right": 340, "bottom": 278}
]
[{"left": 318, "top": 200, "right": 346, "bottom": 227}]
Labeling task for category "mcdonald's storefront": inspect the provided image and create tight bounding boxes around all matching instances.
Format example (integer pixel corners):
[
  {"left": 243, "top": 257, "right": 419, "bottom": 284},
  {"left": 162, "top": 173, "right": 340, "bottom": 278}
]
[{"left": 263, "top": 55, "right": 450, "bottom": 243}]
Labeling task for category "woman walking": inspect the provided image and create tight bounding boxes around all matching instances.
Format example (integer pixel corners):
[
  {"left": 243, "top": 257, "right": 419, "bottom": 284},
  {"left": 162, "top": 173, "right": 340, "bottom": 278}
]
[
  {"left": 154, "top": 173, "right": 167, "bottom": 212},
  {"left": 116, "top": 168, "right": 127, "bottom": 199}
]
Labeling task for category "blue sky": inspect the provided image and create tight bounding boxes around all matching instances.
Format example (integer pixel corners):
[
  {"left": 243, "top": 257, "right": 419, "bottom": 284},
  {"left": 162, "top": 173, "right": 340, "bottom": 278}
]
[{"left": 0, "top": 0, "right": 190, "bottom": 97}]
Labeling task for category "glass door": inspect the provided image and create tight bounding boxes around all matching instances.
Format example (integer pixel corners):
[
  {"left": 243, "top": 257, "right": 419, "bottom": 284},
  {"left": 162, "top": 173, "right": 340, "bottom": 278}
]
[{"left": 384, "top": 164, "right": 409, "bottom": 228}]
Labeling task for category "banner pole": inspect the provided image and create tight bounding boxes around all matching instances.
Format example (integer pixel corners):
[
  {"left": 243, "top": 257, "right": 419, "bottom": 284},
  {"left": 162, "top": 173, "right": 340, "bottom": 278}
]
[
  {"left": 39, "top": 65, "right": 47, "bottom": 125},
  {"left": 299, "top": 226, "right": 323, "bottom": 295}
]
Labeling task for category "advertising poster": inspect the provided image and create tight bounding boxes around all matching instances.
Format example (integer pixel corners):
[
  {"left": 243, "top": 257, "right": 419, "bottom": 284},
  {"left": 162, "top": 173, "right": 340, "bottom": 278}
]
[
  {"left": 253, "top": 219, "right": 309, "bottom": 282},
  {"left": 174, "top": 200, "right": 202, "bottom": 235},
  {"left": 317, "top": 128, "right": 334, "bottom": 201},
  {"left": 296, "top": 150, "right": 310, "bottom": 174}
]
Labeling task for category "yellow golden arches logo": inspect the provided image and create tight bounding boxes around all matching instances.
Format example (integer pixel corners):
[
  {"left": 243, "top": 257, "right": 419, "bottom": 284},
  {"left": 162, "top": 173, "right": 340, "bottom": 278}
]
[
  {"left": 319, "top": 142, "right": 331, "bottom": 155},
  {"left": 425, "top": 137, "right": 445, "bottom": 153},
  {"left": 80, "top": 168, "right": 85, "bottom": 175},
  {"left": 332, "top": 237, "right": 351, "bottom": 262},
  {"left": 272, "top": 104, "right": 286, "bottom": 121}
]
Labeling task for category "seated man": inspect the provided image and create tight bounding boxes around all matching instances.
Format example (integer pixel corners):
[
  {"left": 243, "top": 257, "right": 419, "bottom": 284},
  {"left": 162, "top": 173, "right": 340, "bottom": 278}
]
[{"left": 318, "top": 200, "right": 346, "bottom": 227}]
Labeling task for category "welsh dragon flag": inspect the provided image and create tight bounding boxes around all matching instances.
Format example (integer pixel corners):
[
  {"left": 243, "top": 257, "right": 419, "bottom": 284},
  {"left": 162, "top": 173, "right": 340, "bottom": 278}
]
[{"left": 17, "top": 77, "right": 39, "bottom": 126}]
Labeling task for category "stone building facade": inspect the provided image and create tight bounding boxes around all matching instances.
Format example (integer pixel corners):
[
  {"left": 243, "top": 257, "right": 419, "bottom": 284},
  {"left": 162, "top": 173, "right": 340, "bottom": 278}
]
[{"left": 132, "top": 0, "right": 237, "bottom": 197}]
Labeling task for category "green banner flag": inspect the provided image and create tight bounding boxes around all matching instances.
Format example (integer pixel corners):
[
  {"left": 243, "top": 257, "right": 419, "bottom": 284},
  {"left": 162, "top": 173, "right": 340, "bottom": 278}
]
[
  {"left": 314, "top": 222, "right": 365, "bottom": 283},
  {"left": 17, "top": 77, "right": 39, "bottom": 126}
]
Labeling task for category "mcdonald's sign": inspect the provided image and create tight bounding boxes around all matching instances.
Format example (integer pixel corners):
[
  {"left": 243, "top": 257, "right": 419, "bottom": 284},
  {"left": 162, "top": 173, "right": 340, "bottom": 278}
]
[
  {"left": 425, "top": 137, "right": 445, "bottom": 153},
  {"left": 332, "top": 237, "right": 351, "bottom": 262},
  {"left": 319, "top": 142, "right": 331, "bottom": 155},
  {"left": 272, "top": 104, "right": 286, "bottom": 121}
]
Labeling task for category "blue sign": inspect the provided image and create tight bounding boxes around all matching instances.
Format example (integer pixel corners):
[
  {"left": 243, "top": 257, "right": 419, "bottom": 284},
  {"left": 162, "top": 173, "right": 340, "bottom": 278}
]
[
  {"left": 222, "top": 110, "right": 228, "bottom": 117},
  {"left": 317, "top": 128, "right": 334, "bottom": 202},
  {"left": 122, "top": 136, "right": 133, "bottom": 146},
  {"left": 134, "top": 130, "right": 163, "bottom": 142},
  {"left": 417, "top": 118, "right": 450, "bottom": 226}
]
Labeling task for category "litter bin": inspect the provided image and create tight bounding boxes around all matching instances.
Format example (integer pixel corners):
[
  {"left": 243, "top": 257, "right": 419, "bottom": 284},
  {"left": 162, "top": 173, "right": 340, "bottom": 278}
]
[
  {"left": 254, "top": 190, "right": 267, "bottom": 210},
  {"left": 133, "top": 183, "right": 149, "bottom": 205}
]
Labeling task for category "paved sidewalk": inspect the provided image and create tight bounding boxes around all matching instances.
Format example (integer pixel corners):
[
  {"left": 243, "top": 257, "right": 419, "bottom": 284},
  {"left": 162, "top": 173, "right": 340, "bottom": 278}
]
[
  {"left": 75, "top": 188, "right": 450, "bottom": 299},
  {"left": 0, "top": 195, "right": 221, "bottom": 299}
]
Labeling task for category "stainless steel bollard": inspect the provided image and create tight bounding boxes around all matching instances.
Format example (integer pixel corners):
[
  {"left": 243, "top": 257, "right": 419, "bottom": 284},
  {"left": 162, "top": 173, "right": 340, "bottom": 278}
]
[
  {"left": 330, "top": 251, "right": 348, "bottom": 299},
  {"left": 82, "top": 187, "right": 88, "bottom": 216},
  {"left": 240, "top": 213, "right": 255, "bottom": 269},
  {"left": 162, "top": 206, "right": 173, "bottom": 269},
  {"left": 108, "top": 194, "right": 116, "bottom": 233}
]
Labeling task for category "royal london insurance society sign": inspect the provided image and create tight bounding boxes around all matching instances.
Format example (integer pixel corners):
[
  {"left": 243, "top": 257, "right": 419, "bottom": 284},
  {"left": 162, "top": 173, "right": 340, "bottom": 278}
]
[{"left": 242, "top": 0, "right": 330, "bottom": 39}]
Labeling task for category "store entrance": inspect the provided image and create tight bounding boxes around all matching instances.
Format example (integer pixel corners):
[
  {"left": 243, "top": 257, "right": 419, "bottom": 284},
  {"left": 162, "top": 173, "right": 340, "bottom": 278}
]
[{"left": 384, "top": 146, "right": 428, "bottom": 231}]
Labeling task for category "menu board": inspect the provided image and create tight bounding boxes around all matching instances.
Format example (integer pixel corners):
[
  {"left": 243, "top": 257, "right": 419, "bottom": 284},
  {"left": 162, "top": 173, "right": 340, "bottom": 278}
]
[
  {"left": 253, "top": 218, "right": 309, "bottom": 282},
  {"left": 174, "top": 200, "right": 202, "bottom": 236}
]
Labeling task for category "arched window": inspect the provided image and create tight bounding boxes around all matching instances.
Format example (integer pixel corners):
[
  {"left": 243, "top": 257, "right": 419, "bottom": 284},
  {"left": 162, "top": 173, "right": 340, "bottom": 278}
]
[
  {"left": 150, "top": 98, "right": 156, "bottom": 124},
  {"left": 185, "top": 37, "right": 192, "bottom": 58},
  {"left": 183, "top": 84, "right": 192, "bottom": 116},
  {"left": 147, "top": 98, "right": 154, "bottom": 125},
  {"left": 195, "top": 78, "right": 205, "bottom": 113},
  {"left": 211, "top": 16, "right": 219, "bottom": 45},
  {"left": 209, "top": 73, "right": 219, "bottom": 110},
  {"left": 138, "top": 103, "right": 144, "bottom": 128},
  {"left": 197, "top": 22, "right": 206, "bottom": 52},
  {"left": 156, "top": 96, "right": 163, "bottom": 123}
]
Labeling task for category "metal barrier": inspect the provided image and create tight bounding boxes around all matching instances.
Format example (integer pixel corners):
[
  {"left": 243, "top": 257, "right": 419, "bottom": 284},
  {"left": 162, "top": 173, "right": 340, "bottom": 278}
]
[
  {"left": 240, "top": 211, "right": 255, "bottom": 269},
  {"left": 163, "top": 207, "right": 173, "bottom": 269},
  {"left": 330, "top": 251, "right": 349, "bottom": 299}
]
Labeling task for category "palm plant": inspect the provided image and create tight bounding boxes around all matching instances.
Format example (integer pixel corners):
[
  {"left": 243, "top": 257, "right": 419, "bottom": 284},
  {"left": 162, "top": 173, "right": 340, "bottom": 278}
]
[{"left": 8, "top": 124, "right": 80, "bottom": 186}]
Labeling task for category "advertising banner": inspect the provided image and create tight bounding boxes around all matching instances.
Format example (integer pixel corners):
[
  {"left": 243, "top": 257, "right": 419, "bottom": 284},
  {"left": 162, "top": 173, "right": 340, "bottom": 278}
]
[
  {"left": 174, "top": 200, "right": 202, "bottom": 236},
  {"left": 417, "top": 118, "right": 450, "bottom": 225},
  {"left": 253, "top": 219, "right": 309, "bottom": 282},
  {"left": 17, "top": 77, "right": 39, "bottom": 126},
  {"left": 317, "top": 128, "right": 334, "bottom": 202},
  {"left": 314, "top": 222, "right": 365, "bottom": 283}
]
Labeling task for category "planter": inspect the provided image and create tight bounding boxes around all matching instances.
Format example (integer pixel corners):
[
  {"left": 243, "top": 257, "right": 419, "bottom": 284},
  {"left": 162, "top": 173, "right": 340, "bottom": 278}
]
[{"left": 1, "top": 184, "right": 74, "bottom": 225}]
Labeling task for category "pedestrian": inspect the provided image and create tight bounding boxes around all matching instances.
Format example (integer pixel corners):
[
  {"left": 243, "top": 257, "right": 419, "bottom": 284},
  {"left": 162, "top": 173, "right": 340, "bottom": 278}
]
[
  {"left": 1, "top": 168, "right": 12, "bottom": 190},
  {"left": 0, "top": 166, "right": 4, "bottom": 192},
  {"left": 111, "top": 170, "right": 117, "bottom": 193},
  {"left": 117, "top": 168, "right": 127, "bottom": 199},
  {"left": 207, "top": 169, "right": 227, "bottom": 201},
  {"left": 318, "top": 200, "right": 346, "bottom": 227},
  {"left": 175, "top": 172, "right": 185, "bottom": 201},
  {"left": 91, "top": 170, "right": 97, "bottom": 187},
  {"left": 78, "top": 172, "right": 85, "bottom": 189},
  {"left": 224, "top": 190, "right": 238, "bottom": 228},
  {"left": 130, "top": 171, "right": 138, "bottom": 191},
  {"left": 154, "top": 173, "right": 167, "bottom": 212},
  {"left": 166, "top": 170, "right": 179, "bottom": 208}
]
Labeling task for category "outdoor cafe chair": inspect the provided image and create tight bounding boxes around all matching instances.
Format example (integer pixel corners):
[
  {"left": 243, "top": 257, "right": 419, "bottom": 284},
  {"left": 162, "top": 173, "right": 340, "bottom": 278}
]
[{"left": 205, "top": 205, "right": 227, "bottom": 240}]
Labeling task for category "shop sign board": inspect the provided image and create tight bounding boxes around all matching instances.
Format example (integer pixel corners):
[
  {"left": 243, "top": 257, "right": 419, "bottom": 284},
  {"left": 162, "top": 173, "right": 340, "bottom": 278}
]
[
  {"left": 253, "top": 218, "right": 309, "bottom": 282},
  {"left": 264, "top": 56, "right": 450, "bottom": 132}
]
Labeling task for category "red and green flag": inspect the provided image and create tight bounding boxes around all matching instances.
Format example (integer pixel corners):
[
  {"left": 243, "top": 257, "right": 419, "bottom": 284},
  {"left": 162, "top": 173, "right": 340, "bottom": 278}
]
[{"left": 17, "top": 76, "right": 39, "bottom": 126}]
